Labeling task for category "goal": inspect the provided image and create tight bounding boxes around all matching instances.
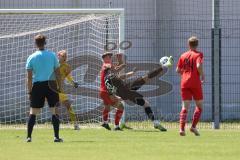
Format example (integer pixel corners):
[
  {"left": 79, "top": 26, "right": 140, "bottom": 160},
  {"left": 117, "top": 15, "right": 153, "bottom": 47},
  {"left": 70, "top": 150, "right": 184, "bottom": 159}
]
[{"left": 0, "top": 9, "right": 125, "bottom": 127}]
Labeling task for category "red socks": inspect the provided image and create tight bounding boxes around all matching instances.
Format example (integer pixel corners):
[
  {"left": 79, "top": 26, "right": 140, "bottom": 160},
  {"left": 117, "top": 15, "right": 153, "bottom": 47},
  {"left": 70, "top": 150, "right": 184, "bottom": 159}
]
[
  {"left": 179, "top": 108, "right": 188, "bottom": 131},
  {"left": 103, "top": 108, "right": 123, "bottom": 126},
  {"left": 192, "top": 107, "right": 202, "bottom": 128},
  {"left": 180, "top": 107, "right": 202, "bottom": 131},
  {"left": 115, "top": 109, "right": 124, "bottom": 126},
  {"left": 103, "top": 108, "right": 109, "bottom": 122}
]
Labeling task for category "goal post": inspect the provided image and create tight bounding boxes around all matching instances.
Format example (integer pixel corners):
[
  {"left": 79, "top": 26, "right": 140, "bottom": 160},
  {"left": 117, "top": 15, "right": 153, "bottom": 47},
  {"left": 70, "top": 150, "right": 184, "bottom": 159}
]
[
  {"left": 0, "top": 8, "right": 124, "bottom": 13},
  {"left": 0, "top": 8, "right": 125, "bottom": 128},
  {"left": 0, "top": 8, "right": 125, "bottom": 39}
]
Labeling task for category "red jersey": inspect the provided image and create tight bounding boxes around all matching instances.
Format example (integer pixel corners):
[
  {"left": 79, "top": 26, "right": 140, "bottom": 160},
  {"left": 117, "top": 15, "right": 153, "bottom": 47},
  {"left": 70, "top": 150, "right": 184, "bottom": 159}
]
[
  {"left": 100, "top": 62, "right": 112, "bottom": 92},
  {"left": 177, "top": 50, "right": 203, "bottom": 88}
]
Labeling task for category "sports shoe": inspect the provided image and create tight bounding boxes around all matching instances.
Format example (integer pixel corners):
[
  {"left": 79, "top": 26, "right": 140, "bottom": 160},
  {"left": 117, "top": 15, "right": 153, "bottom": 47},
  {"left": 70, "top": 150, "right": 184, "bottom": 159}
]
[
  {"left": 190, "top": 127, "right": 200, "bottom": 136},
  {"left": 160, "top": 56, "right": 174, "bottom": 68},
  {"left": 54, "top": 137, "right": 64, "bottom": 142},
  {"left": 101, "top": 123, "right": 111, "bottom": 130},
  {"left": 114, "top": 126, "right": 123, "bottom": 131},
  {"left": 120, "top": 123, "right": 133, "bottom": 130},
  {"left": 74, "top": 124, "right": 80, "bottom": 130},
  {"left": 26, "top": 137, "right": 32, "bottom": 142},
  {"left": 154, "top": 124, "right": 167, "bottom": 132},
  {"left": 179, "top": 130, "right": 186, "bottom": 136}
]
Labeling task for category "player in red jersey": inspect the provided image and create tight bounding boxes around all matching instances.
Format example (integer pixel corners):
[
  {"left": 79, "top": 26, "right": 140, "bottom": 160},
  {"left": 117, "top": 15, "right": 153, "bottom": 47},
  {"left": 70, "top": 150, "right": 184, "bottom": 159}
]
[
  {"left": 100, "top": 52, "right": 126, "bottom": 131},
  {"left": 176, "top": 36, "right": 205, "bottom": 136}
]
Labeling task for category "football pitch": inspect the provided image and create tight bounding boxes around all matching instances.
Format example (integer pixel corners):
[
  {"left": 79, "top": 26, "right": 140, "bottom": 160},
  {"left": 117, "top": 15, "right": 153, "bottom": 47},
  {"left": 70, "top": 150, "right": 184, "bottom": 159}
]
[{"left": 0, "top": 128, "right": 240, "bottom": 160}]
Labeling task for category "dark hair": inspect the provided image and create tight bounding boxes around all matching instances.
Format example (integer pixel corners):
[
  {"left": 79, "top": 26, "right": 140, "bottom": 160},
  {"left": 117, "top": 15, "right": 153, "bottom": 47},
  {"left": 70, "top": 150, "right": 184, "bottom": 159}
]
[
  {"left": 34, "top": 34, "right": 46, "bottom": 48},
  {"left": 188, "top": 36, "right": 198, "bottom": 48}
]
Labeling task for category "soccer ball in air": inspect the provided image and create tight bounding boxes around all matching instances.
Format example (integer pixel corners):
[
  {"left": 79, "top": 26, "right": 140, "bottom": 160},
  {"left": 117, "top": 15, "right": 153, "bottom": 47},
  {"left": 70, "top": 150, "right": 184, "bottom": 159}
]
[{"left": 159, "top": 56, "right": 174, "bottom": 68}]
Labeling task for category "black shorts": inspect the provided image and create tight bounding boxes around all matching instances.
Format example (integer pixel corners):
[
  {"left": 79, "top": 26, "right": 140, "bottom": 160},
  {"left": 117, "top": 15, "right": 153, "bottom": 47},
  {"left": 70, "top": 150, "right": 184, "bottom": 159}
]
[
  {"left": 112, "top": 76, "right": 146, "bottom": 106},
  {"left": 117, "top": 87, "right": 144, "bottom": 105},
  {"left": 30, "top": 81, "right": 59, "bottom": 108}
]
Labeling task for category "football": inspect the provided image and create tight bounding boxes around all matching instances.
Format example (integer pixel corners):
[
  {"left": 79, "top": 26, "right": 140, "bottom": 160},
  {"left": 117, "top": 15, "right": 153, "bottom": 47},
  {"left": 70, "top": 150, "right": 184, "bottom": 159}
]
[{"left": 159, "top": 56, "right": 170, "bottom": 65}]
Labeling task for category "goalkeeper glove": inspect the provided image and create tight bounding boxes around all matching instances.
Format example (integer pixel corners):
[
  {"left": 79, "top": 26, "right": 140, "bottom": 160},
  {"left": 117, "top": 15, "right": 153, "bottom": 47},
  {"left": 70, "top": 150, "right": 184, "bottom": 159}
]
[{"left": 73, "top": 81, "right": 79, "bottom": 88}]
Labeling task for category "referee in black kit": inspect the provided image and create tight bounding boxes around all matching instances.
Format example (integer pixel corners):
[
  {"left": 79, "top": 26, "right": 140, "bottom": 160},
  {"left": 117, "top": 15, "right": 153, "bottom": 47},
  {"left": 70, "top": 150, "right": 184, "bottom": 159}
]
[{"left": 26, "top": 34, "right": 63, "bottom": 142}]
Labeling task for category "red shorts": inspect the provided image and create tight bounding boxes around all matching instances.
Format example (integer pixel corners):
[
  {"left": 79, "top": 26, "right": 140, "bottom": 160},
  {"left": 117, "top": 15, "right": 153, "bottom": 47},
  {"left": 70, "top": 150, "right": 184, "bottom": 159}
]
[
  {"left": 181, "top": 87, "right": 203, "bottom": 101},
  {"left": 100, "top": 91, "right": 117, "bottom": 106}
]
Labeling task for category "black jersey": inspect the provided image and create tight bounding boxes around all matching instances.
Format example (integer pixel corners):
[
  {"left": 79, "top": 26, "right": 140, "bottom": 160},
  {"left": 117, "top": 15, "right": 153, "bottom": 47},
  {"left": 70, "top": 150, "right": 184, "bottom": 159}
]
[{"left": 104, "top": 68, "right": 126, "bottom": 95}]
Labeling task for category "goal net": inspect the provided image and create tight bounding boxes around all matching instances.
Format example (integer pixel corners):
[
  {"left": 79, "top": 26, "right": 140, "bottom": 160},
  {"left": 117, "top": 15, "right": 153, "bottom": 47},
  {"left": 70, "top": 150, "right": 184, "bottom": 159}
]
[{"left": 0, "top": 9, "right": 124, "bottom": 128}]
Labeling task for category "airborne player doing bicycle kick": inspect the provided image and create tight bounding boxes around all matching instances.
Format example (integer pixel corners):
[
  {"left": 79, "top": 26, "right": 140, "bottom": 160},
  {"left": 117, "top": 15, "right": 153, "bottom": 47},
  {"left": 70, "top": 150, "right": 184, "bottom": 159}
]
[{"left": 100, "top": 52, "right": 173, "bottom": 131}]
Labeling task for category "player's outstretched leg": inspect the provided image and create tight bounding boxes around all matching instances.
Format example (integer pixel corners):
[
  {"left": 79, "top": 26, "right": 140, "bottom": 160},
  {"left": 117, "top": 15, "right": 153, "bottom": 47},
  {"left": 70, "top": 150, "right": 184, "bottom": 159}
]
[
  {"left": 129, "top": 65, "right": 166, "bottom": 90},
  {"left": 128, "top": 67, "right": 166, "bottom": 91},
  {"left": 130, "top": 95, "right": 167, "bottom": 131},
  {"left": 147, "top": 56, "right": 173, "bottom": 79},
  {"left": 128, "top": 56, "right": 173, "bottom": 91},
  {"left": 143, "top": 100, "right": 167, "bottom": 131}
]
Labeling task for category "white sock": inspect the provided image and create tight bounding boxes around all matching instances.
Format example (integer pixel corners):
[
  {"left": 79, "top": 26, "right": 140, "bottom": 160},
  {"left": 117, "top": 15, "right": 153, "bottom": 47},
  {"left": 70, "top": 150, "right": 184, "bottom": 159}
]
[
  {"left": 104, "top": 121, "right": 108, "bottom": 124},
  {"left": 153, "top": 120, "right": 160, "bottom": 126}
]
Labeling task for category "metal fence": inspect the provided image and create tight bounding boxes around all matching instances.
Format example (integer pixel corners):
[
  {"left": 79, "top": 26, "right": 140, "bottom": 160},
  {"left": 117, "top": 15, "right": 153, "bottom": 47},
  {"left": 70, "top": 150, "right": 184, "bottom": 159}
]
[{"left": 0, "top": 0, "right": 239, "bottom": 129}]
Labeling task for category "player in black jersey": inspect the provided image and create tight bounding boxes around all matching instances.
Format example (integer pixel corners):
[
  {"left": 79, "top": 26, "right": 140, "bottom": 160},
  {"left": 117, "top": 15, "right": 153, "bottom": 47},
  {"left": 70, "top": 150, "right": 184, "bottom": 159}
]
[{"left": 104, "top": 56, "right": 173, "bottom": 131}]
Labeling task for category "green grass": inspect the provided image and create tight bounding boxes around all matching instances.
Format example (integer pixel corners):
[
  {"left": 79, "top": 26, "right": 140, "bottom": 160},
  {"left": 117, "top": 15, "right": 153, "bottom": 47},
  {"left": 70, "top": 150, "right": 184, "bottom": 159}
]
[{"left": 0, "top": 128, "right": 240, "bottom": 160}]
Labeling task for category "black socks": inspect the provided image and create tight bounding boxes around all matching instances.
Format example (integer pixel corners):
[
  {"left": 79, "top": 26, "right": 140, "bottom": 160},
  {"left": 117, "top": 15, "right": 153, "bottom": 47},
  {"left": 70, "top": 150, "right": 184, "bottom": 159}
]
[
  {"left": 27, "top": 114, "right": 60, "bottom": 139},
  {"left": 144, "top": 107, "right": 155, "bottom": 121},
  {"left": 27, "top": 114, "right": 36, "bottom": 138},
  {"left": 52, "top": 114, "right": 60, "bottom": 139}
]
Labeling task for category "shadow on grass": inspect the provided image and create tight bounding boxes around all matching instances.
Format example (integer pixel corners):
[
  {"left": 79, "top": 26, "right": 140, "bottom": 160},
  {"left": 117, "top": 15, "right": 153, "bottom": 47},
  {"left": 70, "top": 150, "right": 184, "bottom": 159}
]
[{"left": 129, "top": 129, "right": 164, "bottom": 133}]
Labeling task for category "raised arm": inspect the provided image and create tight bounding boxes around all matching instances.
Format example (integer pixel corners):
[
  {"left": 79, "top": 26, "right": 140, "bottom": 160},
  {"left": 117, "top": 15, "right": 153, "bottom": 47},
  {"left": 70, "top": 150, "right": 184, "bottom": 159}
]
[
  {"left": 119, "top": 67, "right": 137, "bottom": 79},
  {"left": 119, "top": 71, "right": 134, "bottom": 80},
  {"left": 65, "top": 65, "right": 78, "bottom": 88},
  {"left": 114, "top": 63, "right": 126, "bottom": 73},
  {"left": 113, "top": 53, "right": 126, "bottom": 73},
  {"left": 105, "top": 61, "right": 126, "bottom": 74}
]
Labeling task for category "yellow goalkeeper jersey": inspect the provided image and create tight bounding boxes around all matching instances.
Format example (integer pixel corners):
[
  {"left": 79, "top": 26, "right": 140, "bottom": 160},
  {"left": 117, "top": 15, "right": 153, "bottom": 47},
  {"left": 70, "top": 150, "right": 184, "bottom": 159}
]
[{"left": 59, "top": 62, "right": 74, "bottom": 85}]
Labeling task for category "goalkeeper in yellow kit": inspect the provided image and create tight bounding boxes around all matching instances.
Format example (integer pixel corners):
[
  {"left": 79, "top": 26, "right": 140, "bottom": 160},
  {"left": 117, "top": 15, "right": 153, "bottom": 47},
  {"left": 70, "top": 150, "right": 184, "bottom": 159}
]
[{"left": 57, "top": 50, "right": 80, "bottom": 130}]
